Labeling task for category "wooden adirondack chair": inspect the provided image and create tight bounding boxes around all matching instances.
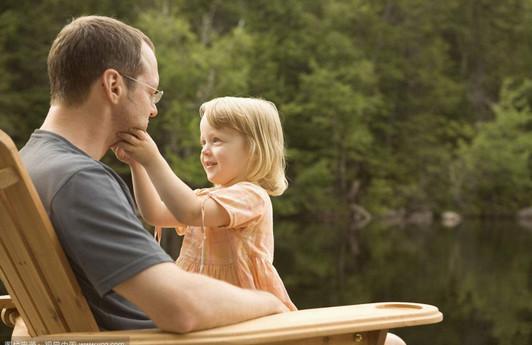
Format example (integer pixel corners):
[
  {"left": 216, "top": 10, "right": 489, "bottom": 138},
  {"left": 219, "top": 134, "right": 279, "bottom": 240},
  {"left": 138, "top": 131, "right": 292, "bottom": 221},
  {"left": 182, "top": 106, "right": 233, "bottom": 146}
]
[{"left": 0, "top": 129, "right": 443, "bottom": 345}]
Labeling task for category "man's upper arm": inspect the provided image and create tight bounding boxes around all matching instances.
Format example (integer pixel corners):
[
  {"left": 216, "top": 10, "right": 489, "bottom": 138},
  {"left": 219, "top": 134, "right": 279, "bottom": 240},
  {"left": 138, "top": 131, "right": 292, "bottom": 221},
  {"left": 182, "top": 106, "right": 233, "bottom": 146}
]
[
  {"left": 51, "top": 166, "right": 172, "bottom": 296},
  {"left": 114, "top": 261, "right": 286, "bottom": 333}
]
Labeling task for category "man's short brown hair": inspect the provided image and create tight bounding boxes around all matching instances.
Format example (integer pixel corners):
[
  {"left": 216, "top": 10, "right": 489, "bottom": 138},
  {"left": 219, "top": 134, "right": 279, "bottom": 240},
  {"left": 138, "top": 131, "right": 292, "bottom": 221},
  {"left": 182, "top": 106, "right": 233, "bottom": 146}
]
[{"left": 47, "top": 16, "right": 154, "bottom": 105}]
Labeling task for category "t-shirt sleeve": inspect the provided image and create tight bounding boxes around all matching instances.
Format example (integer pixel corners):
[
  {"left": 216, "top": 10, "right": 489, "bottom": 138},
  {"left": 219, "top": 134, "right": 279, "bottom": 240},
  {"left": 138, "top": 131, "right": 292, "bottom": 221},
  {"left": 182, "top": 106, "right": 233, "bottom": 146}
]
[
  {"left": 50, "top": 167, "right": 173, "bottom": 297},
  {"left": 207, "top": 183, "right": 268, "bottom": 230}
]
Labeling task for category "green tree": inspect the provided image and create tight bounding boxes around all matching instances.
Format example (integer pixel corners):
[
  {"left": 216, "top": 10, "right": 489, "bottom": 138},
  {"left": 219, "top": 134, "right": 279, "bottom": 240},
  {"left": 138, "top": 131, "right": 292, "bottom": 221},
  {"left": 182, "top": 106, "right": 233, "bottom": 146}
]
[{"left": 457, "top": 79, "right": 532, "bottom": 215}]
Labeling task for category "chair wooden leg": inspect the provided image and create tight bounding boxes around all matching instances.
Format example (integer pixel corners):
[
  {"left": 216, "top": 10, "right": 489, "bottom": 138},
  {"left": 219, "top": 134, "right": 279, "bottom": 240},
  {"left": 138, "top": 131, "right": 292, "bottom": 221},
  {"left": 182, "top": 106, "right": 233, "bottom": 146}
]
[{"left": 270, "top": 330, "right": 388, "bottom": 345}]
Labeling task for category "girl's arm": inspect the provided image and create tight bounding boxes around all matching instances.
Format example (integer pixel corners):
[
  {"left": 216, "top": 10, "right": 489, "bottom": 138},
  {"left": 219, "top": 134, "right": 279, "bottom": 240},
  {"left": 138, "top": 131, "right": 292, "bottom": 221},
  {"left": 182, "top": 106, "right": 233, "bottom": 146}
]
[
  {"left": 139, "top": 150, "right": 230, "bottom": 227},
  {"left": 116, "top": 129, "right": 230, "bottom": 227},
  {"left": 113, "top": 145, "right": 178, "bottom": 226},
  {"left": 130, "top": 162, "right": 181, "bottom": 226}
]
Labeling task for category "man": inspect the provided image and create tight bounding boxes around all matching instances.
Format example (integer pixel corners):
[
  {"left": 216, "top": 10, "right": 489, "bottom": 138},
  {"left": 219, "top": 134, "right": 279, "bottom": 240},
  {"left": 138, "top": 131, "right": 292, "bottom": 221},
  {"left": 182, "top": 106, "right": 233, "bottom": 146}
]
[{"left": 19, "top": 16, "right": 286, "bottom": 332}]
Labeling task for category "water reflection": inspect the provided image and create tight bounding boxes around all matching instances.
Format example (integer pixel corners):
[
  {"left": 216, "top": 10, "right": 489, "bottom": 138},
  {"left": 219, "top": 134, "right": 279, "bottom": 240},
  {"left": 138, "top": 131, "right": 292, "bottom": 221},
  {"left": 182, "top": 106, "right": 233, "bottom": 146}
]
[
  {"left": 274, "top": 220, "right": 532, "bottom": 345},
  {"left": 1, "top": 221, "right": 530, "bottom": 344}
]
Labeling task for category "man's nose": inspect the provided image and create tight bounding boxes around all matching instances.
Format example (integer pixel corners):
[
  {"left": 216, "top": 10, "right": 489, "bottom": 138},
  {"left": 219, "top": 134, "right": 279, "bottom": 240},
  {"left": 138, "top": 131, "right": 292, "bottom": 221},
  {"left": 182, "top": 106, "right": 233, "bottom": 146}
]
[{"left": 149, "top": 104, "right": 158, "bottom": 118}]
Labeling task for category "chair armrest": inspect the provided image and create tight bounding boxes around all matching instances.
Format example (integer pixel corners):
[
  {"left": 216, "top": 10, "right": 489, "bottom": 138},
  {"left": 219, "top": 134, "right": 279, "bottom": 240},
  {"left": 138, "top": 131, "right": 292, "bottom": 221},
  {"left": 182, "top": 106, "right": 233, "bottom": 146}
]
[
  {"left": 0, "top": 295, "right": 14, "bottom": 309},
  {"left": 0, "top": 295, "right": 18, "bottom": 328},
  {"left": 28, "top": 302, "right": 443, "bottom": 345}
]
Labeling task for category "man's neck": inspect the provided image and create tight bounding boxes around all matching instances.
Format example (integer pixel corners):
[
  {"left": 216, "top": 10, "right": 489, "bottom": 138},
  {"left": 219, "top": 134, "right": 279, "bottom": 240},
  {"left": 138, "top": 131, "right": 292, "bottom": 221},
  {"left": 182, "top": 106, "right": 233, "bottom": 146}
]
[{"left": 41, "top": 104, "right": 113, "bottom": 160}]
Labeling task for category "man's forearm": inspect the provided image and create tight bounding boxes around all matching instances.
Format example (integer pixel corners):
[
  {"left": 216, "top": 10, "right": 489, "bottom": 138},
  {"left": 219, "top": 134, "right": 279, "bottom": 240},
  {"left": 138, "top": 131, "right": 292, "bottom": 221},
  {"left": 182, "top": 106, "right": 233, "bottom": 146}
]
[
  {"left": 177, "top": 272, "right": 287, "bottom": 331},
  {"left": 115, "top": 263, "right": 286, "bottom": 334}
]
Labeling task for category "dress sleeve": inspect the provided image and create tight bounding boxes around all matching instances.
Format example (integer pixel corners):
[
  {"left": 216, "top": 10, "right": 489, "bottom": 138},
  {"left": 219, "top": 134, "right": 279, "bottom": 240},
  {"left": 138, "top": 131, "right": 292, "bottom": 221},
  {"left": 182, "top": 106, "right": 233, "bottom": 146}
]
[{"left": 207, "top": 182, "right": 268, "bottom": 230}]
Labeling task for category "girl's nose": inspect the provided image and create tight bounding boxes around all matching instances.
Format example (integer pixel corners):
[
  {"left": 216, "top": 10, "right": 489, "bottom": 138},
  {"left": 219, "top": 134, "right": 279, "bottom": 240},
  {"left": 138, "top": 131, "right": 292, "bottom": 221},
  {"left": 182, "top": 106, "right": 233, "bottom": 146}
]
[{"left": 201, "top": 144, "right": 211, "bottom": 155}]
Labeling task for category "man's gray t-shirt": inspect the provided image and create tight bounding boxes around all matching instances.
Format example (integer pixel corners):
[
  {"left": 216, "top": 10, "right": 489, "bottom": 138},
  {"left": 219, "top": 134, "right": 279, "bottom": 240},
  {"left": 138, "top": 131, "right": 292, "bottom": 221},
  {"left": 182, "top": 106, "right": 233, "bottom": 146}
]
[{"left": 20, "top": 130, "right": 173, "bottom": 330}]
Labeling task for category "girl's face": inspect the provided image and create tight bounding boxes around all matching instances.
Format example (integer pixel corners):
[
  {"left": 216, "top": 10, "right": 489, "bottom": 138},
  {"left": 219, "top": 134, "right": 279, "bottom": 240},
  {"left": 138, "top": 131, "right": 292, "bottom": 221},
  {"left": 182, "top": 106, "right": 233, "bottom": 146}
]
[{"left": 199, "top": 116, "right": 251, "bottom": 186}]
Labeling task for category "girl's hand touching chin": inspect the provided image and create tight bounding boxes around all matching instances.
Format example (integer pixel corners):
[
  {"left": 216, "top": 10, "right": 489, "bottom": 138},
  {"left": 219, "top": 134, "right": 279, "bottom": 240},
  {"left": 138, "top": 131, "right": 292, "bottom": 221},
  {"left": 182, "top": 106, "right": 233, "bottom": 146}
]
[
  {"left": 111, "top": 145, "right": 135, "bottom": 165},
  {"left": 115, "top": 128, "right": 160, "bottom": 167}
]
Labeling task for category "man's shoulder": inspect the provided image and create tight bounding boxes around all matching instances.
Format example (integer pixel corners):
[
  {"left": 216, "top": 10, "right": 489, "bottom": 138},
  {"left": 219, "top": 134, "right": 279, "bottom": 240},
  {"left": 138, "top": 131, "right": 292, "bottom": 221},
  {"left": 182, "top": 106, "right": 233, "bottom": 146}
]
[
  {"left": 22, "top": 130, "right": 110, "bottom": 174},
  {"left": 20, "top": 130, "right": 116, "bottom": 209},
  {"left": 23, "top": 135, "right": 102, "bottom": 179}
]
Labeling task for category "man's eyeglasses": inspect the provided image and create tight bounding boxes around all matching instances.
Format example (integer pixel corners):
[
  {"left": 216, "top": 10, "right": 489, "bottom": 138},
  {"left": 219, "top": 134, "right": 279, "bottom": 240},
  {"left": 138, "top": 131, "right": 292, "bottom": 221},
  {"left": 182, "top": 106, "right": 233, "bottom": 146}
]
[{"left": 121, "top": 74, "right": 164, "bottom": 105}]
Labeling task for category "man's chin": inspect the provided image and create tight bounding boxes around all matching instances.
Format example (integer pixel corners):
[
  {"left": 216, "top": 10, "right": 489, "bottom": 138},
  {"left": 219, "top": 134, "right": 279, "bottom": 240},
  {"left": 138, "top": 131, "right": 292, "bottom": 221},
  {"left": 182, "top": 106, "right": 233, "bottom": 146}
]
[{"left": 134, "top": 123, "right": 149, "bottom": 131}]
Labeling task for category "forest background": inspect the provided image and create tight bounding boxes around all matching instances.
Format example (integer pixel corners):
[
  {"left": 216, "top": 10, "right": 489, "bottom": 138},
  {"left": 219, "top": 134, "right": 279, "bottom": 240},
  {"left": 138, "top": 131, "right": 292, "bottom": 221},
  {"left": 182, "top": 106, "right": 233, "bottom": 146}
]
[
  {"left": 1, "top": 1, "right": 532, "bottom": 344},
  {"left": 1, "top": 0, "right": 532, "bottom": 232}
]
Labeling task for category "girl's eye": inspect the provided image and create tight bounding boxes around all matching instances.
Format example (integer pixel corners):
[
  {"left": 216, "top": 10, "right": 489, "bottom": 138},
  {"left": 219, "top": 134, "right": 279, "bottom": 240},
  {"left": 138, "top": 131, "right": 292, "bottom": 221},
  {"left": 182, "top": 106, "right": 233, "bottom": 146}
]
[{"left": 212, "top": 137, "right": 221, "bottom": 143}]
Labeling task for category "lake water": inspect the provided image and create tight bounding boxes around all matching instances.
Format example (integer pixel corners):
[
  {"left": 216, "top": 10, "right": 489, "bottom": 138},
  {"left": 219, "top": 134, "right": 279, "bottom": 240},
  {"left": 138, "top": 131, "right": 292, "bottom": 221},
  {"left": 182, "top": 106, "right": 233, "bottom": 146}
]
[
  {"left": 2, "top": 220, "right": 530, "bottom": 344},
  {"left": 273, "top": 219, "right": 532, "bottom": 345}
]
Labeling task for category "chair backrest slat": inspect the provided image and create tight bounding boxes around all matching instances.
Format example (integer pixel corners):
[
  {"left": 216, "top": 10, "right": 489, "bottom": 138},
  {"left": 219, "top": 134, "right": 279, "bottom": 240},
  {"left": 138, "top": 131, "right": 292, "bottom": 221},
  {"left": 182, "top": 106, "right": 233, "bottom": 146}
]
[{"left": 0, "top": 130, "right": 98, "bottom": 336}]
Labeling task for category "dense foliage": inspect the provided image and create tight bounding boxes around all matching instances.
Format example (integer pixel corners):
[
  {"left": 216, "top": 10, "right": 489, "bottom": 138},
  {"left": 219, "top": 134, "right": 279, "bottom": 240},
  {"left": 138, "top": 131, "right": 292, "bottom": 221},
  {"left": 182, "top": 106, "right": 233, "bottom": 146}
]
[
  {"left": 1, "top": 2, "right": 531, "bottom": 344},
  {"left": 1, "top": 0, "right": 531, "bottom": 221}
]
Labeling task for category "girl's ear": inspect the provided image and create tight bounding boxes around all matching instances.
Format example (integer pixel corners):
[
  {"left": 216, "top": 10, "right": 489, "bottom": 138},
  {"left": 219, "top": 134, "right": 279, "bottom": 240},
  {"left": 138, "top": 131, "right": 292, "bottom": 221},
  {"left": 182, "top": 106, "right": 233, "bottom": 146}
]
[{"left": 101, "top": 69, "right": 123, "bottom": 104}]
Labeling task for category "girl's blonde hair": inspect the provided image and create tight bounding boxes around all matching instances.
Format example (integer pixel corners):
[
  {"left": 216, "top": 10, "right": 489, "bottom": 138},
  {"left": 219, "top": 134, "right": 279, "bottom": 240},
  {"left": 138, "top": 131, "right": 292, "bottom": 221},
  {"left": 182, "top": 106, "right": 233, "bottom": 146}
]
[{"left": 199, "top": 97, "right": 288, "bottom": 196}]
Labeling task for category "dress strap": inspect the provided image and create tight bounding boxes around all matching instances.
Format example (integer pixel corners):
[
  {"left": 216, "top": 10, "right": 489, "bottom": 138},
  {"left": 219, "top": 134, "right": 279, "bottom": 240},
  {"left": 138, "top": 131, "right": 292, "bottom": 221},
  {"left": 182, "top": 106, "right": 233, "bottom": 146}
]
[
  {"left": 199, "top": 197, "right": 208, "bottom": 274},
  {"left": 154, "top": 226, "right": 163, "bottom": 244}
]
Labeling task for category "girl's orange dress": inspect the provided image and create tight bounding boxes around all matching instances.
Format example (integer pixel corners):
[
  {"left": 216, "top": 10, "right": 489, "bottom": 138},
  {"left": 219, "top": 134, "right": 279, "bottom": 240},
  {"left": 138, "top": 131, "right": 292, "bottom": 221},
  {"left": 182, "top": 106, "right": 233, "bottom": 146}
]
[{"left": 157, "top": 182, "right": 296, "bottom": 311}]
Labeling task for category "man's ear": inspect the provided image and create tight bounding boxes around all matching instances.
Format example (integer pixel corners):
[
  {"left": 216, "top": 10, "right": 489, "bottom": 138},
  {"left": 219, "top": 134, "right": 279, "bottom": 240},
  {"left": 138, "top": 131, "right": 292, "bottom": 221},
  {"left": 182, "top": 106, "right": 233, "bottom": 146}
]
[{"left": 101, "top": 69, "right": 122, "bottom": 104}]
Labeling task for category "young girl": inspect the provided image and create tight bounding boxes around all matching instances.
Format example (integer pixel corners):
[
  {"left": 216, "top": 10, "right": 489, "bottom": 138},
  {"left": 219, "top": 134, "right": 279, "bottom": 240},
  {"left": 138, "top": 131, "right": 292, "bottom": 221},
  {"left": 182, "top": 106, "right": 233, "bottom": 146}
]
[{"left": 116, "top": 96, "right": 297, "bottom": 311}]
